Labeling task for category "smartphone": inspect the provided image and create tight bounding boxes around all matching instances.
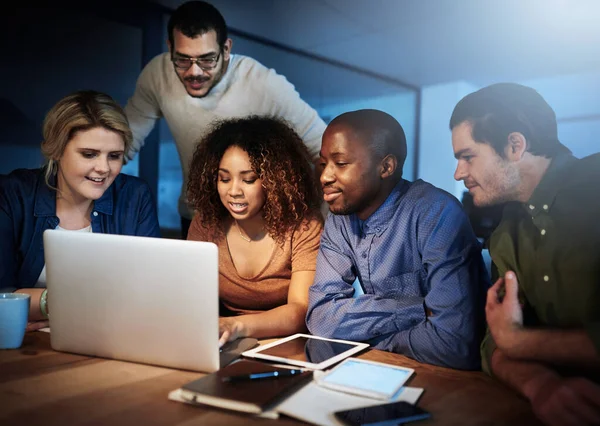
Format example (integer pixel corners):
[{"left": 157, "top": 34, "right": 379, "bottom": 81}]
[{"left": 333, "top": 401, "right": 431, "bottom": 426}]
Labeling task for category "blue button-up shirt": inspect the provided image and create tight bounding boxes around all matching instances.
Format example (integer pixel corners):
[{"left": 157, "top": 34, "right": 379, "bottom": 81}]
[
  {"left": 0, "top": 168, "right": 161, "bottom": 291},
  {"left": 306, "top": 179, "right": 489, "bottom": 370}
]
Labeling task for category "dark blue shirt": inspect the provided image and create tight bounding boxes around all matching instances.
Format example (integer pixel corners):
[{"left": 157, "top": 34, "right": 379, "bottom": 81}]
[
  {"left": 0, "top": 168, "right": 161, "bottom": 291},
  {"left": 306, "top": 179, "right": 489, "bottom": 370}
]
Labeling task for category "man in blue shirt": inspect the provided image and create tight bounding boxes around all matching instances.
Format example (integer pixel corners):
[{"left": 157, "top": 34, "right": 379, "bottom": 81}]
[{"left": 306, "top": 109, "right": 489, "bottom": 370}]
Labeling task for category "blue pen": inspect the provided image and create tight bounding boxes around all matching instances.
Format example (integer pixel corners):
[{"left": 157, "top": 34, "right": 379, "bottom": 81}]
[{"left": 222, "top": 369, "right": 305, "bottom": 382}]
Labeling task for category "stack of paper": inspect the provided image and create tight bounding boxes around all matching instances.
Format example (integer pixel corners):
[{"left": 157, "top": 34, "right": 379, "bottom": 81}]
[{"left": 275, "top": 382, "right": 423, "bottom": 426}]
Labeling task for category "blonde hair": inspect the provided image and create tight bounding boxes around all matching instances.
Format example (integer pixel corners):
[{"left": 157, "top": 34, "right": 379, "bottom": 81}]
[{"left": 41, "top": 90, "right": 133, "bottom": 187}]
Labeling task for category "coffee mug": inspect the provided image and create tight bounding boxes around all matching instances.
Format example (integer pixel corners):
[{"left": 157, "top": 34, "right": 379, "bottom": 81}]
[{"left": 0, "top": 293, "right": 31, "bottom": 349}]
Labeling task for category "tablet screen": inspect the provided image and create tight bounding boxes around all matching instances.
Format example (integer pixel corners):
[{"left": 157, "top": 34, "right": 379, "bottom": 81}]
[
  {"left": 322, "top": 359, "right": 412, "bottom": 395},
  {"left": 257, "top": 336, "right": 359, "bottom": 364}
]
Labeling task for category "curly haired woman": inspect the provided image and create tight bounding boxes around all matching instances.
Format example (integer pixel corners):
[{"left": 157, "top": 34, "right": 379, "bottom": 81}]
[{"left": 187, "top": 116, "right": 323, "bottom": 345}]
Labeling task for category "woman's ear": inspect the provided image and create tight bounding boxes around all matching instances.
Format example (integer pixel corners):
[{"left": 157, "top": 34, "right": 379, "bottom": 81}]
[{"left": 506, "top": 132, "right": 527, "bottom": 161}]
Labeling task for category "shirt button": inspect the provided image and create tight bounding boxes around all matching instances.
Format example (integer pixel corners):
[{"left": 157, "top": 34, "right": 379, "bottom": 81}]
[
  {"left": 93, "top": 211, "right": 98, "bottom": 217},
  {"left": 543, "top": 275, "right": 549, "bottom": 282},
  {"left": 529, "top": 205, "right": 535, "bottom": 210},
  {"left": 362, "top": 253, "right": 367, "bottom": 259},
  {"left": 543, "top": 204, "right": 549, "bottom": 210},
  {"left": 541, "top": 229, "right": 546, "bottom": 236}
]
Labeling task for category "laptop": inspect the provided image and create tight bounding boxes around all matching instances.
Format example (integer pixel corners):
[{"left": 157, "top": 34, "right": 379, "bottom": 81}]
[{"left": 43, "top": 230, "right": 231, "bottom": 372}]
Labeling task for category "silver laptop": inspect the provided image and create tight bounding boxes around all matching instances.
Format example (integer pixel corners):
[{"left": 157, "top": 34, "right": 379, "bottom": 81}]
[{"left": 43, "top": 230, "right": 220, "bottom": 373}]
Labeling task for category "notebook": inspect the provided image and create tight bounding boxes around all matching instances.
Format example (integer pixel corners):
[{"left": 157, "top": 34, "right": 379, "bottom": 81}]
[
  {"left": 276, "top": 380, "right": 424, "bottom": 426},
  {"left": 43, "top": 230, "right": 229, "bottom": 372},
  {"left": 174, "top": 360, "right": 313, "bottom": 414}
]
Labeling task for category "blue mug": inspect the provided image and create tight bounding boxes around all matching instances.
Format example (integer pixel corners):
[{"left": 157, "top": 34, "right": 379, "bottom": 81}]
[{"left": 0, "top": 293, "right": 30, "bottom": 349}]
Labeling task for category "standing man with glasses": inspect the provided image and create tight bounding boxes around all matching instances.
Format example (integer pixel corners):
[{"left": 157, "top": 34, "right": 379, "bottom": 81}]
[{"left": 125, "top": 1, "right": 326, "bottom": 238}]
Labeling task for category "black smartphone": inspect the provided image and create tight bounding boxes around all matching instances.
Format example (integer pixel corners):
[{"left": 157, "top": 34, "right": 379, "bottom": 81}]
[{"left": 333, "top": 401, "right": 431, "bottom": 426}]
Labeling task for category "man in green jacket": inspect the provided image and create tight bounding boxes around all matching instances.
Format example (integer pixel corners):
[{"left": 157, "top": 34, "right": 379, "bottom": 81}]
[{"left": 450, "top": 82, "right": 600, "bottom": 426}]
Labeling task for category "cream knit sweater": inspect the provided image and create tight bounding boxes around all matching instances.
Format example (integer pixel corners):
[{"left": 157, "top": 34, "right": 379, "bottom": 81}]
[{"left": 125, "top": 53, "right": 325, "bottom": 219}]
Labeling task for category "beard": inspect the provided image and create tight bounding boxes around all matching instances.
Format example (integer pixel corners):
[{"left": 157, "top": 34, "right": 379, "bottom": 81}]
[
  {"left": 475, "top": 162, "right": 522, "bottom": 207},
  {"left": 328, "top": 193, "right": 375, "bottom": 217},
  {"left": 328, "top": 203, "right": 353, "bottom": 216}
]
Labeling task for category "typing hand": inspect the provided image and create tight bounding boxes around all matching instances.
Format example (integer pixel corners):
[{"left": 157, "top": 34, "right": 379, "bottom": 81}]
[
  {"left": 485, "top": 271, "right": 524, "bottom": 352},
  {"left": 218, "top": 317, "right": 246, "bottom": 348},
  {"left": 529, "top": 375, "right": 600, "bottom": 426},
  {"left": 26, "top": 320, "right": 49, "bottom": 332}
]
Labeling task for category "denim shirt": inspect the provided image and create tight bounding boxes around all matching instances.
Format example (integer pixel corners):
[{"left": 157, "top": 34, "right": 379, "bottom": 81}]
[
  {"left": 0, "top": 168, "right": 161, "bottom": 291},
  {"left": 306, "top": 179, "right": 489, "bottom": 370}
]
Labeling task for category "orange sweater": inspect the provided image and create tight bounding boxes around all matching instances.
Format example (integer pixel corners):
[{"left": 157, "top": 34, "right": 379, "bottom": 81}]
[{"left": 188, "top": 217, "right": 323, "bottom": 315}]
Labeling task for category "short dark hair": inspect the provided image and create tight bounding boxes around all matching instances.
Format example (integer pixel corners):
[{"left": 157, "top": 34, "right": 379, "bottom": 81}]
[
  {"left": 168, "top": 1, "right": 228, "bottom": 49},
  {"left": 449, "top": 83, "right": 570, "bottom": 158},
  {"left": 329, "top": 109, "right": 407, "bottom": 177}
]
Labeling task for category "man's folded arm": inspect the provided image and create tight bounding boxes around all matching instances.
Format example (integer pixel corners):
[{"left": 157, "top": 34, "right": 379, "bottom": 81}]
[
  {"left": 372, "top": 245, "right": 486, "bottom": 370},
  {"left": 482, "top": 272, "right": 600, "bottom": 371},
  {"left": 306, "top": 244, "right": 425, "bottom": 342},
  {"left": 505, "top": 327, "right": 600, "bottom": 369},
  {"left": 372, "top": 195, "right": 488, "bottom": 369}
]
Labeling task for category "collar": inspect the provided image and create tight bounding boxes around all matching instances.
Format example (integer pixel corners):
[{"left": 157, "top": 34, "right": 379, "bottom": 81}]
[
  {"left": 33, "top": 170, "right": 115, "bottom": 217},
  {"left": 93, "top": 183, "right": 114, "bottom": 215},
  {"left": 356, "top": 179, "right": 409, "bottom": 236},
  {"left": 523, "top": 154, "right": 577, "bottom": 217}
]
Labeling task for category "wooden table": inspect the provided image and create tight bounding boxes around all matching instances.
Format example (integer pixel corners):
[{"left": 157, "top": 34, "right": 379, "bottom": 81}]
[{"left": 0, "top": 332, "right": 540, "bottom": 426}]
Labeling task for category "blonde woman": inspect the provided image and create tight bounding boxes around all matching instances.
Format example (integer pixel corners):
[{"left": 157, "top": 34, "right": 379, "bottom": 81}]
[{"left": 0, "top": 91, "right": 160, "bottom": 330}]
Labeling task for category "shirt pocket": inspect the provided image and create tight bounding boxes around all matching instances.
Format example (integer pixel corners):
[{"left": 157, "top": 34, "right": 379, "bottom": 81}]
[{"left": 380, "top": 270, "right": 426, "bottom": 298}]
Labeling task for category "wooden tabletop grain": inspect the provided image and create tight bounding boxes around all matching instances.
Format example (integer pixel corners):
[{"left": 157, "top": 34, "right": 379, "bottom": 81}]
[{"left": 0, "top": 332, "right": 540, "bottom": 426}]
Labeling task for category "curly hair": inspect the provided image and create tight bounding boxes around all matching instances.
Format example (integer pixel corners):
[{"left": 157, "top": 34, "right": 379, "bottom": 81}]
[{"left": 187, "top": 116, "right": 322, "bottom": 243}]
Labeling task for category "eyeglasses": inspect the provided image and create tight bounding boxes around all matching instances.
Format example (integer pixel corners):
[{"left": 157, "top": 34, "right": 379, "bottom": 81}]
[{"left": 171, "top": 52, "right": 221, "bottom": 71}]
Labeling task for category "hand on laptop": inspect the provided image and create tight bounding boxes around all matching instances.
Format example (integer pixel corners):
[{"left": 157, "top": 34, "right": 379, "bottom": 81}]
[
  {"left": 26, "top": 320, "right": 49, "bottom": 332},
  {"left": 219, "top": 317, "right": 246, "bottom": 347}
]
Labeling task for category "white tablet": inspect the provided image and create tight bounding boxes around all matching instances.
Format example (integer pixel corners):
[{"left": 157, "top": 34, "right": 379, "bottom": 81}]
[
  {"left": 241, "top": 334, "right": 369, "bottom": 370},
  {"left": 315, "top": 358, "right": 414, "bottom": 400}
]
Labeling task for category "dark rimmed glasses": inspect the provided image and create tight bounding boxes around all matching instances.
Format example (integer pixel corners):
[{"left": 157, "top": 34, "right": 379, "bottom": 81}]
[{"left": 171, "top": 52, "right": 221, "bottom": 71}]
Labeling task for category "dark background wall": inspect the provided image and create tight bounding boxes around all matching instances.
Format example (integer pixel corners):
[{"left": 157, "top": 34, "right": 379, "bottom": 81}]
[{"left": 0, "top": 4, "right": 147, "bottom": 172}]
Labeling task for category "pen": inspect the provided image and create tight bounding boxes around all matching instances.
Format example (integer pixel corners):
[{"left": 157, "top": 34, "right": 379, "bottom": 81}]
[{"left": 222, "top": 369, "right": 305, "bottom": 382}]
